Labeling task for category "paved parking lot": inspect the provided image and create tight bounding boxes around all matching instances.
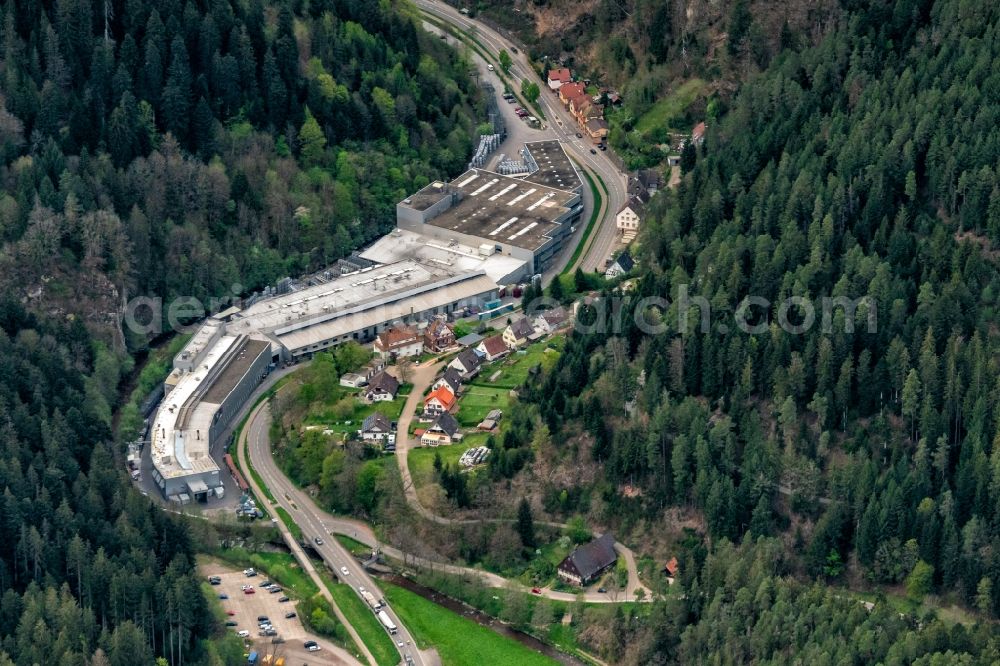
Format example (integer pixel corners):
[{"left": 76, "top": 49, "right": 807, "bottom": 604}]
[{"left": 202, "top": 561, "right": 360, "bottom": 666}]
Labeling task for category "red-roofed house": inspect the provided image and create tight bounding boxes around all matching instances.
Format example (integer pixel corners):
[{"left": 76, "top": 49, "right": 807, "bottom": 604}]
[
  {"left": 476, "top": 335, "right": 509, "bottom": 362},
  {"left": 373, "top": 325, "right": 423, "bottom": 360},
  {"left": 423, "top": 386, "right": 457, "bottom": 417},
  {"left": 692, "top": 121, "right": 706, "bottom": 145},
  {"left": 547, "top": 68, "right": 572, "bottom": 90},
  {"left": 558, "top": 82, "right": 586, "bottom": 107}
]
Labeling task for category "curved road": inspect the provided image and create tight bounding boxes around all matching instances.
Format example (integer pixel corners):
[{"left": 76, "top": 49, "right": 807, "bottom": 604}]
[
  {"left": 414, "top": 0, "right": 628, "bottom": 273},
  {"left": 240, "top": 398, "right": 438, "bottom": 666},
  {"left": 242, "top": 358, "right": 651, "bottom": 604}
]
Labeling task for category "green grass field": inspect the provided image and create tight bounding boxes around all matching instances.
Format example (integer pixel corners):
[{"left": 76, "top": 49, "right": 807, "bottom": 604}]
[
  {"left": 305, "top": 391, "right": 409, "bottom": 433},
  {"left": 324, "top": 579, "right": 399, "bottom": 666},
  {"left": 275, "top": 506, "right": 302, "bottom": 540},
  {"left": 409, "top": 445, "right": 466, "bottom": 487},
  {"left": 455, "top": 386, "right": 510, "bottom": 426},
  {"left": 471, "top": 338, "right": 563, "bottom": 390},
  {"left": 634, "top": 78, "right": 706, "bottom": 133},
  {"left": 336, "top": 534, "right": 374, "bottom": 558},
  {"left": 382, "top": 583, "right": 559, "bottom": 666}
]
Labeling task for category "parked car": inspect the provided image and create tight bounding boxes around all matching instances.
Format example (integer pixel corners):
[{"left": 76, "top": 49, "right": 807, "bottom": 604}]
[
  {"left": 225, "top": 621, "right": 238, "bottom": 627},
  {"left": 304, "top": 641, "right": 320, "bottom": 651},
  {"left": 279, "top": 596, "right": 290, "bottom": 603},
  {"left": 284, "top": 612, "right": 297, "bottom": 619},
  {"left": 531, "top": 587, "right": 541, "bottom": 594},
  {"left": 242, "top": 568, "right": 256, "bottom": 577},
  {"left": 598, "top": 587, "right": 607, "bottom": 593},
  {"left": 208, "top": 576, "right": 221, "bottom": 585},
  {"left": 257, "top": 616, "right": 269, "bottom": 622},
  {"left": 269, "top": 586, "right": 282, "bottom": 594},
  {"left": 599, "top": 144, "right": 607, "bottom": 151},
  {"left": 260, "top": 580, "right": 272, "bottom": 587},
  {"left": 218, "top": 594, "right": 228, "bottom": 600},
  {"left": 237, "top": 630, "right": 250, "bottom": 638},
  {"left": 226, "top": 610, "right": 236, "bottom": 616},
  {"left": 244, "top": 588, "right": 255, "bottom": 594}
]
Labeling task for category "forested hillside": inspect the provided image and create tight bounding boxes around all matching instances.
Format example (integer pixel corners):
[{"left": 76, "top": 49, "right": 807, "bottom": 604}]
[
  {"left": 0, "top": 300, "right": 207, "bottom": 664},
  {"left": 0, "top": 0, "right": 480, "bottom": 663},
  {"left": 517, "top": 0, "right": 1000, "bottom": 661},
  {"left": 0, "top": 0, "right": 479, "bottom": 334}
]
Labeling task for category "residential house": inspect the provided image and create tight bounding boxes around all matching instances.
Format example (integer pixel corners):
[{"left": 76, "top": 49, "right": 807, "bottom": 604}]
[
  {"left": 420, "top": 412, "right": 461, "bottom": 446},
  {"left": 449, "top": 347, "right": 483, "bottom": 379},
  {"left": 423, "top": 318, "right": 456, "bottom": 352},
  {"left": 373, "top": 325, "right": 423, "bottom": 360},
  {"left": 635, "top": 169, "right": 663, "bottom": 194},
  {"left": 477, "top": 335, "right": 509, "bottom": 362},
  {"left": 558, "top": 82, "right": 586, "bottom": 107},
  {"left": 616, "top": 193, "right": 649, "bottom": 241},
  {"left": 432, "top": 368, "right": 463, "bottom": 396},
  {"left": 546, "top": 67, "right": 572, "bottom": 90},
  {"left": 532, "top": 306, "right": 569, "bottom": 335},
  {"left": 605, "top": 250, "right": 635, "bottom": 279},
  {"left": 502, "top": 318, "right": 534, "bottom": 349},
  {"left": 571, "top": 98, "right": 604, "bottom": 128},
  {"left": 423, "top": 385, "right": 457, "bottom": 417},
  {"left": 557, "top": 533, "right": 618, "bottom": 586},
  {"left": 365, "top": 371, "right": 399, "bottom": 402},
  {"left": 358, "top": 413, "right": 393, "bottom": 441},
  {"left": 665, "top": 557, "right": 679, "bottom": 582},
  {"left": 585, "top": 118, "right": 609, "bottom": 143},
  {"left": 691, "top": 121, "right": 706, "bottom": 146}
]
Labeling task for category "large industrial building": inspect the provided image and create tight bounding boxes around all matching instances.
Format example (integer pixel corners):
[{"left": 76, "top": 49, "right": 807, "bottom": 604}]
[
  {"left": 395, "top": 140, "right": 583, "bottom": 276},
  {"left": 149, "top": 140, "right": 581, "bottom": 502},
  {"left": 151, "top": 324, "right": 271, "bottom": 502}
]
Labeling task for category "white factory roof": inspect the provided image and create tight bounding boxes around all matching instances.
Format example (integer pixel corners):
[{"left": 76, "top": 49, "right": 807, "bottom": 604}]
[
  {"left": 151, "top": 335, "right": 237, "bottom": 479},
  {"left": 229, "top": 260, "right": 454, "bottom": 334},
  {"left": 360, "top": 229, "right": 527, "bottom": 284},
  {"left": 226, "top": 260, "right": 496, "bottom": 342},
  {"left": 277, "top": 272, "right": 498, "bottom": 352}
]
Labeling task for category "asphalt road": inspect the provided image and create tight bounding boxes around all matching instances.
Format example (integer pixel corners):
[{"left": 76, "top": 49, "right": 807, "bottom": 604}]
[
  {"left": 244, "top": 399, "right": 438, "bottom": 666},
  {"left": 415, "top": 0, "right": 629, "bottom": 274}
]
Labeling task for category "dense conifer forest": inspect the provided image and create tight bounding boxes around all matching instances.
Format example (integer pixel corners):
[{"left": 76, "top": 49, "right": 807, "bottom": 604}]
[
  {"left": 516, "top": 0, "right": 1000, "bottom": 661},
  {"left": 0, "top": 0, "right": 480, "bottom": 662}
]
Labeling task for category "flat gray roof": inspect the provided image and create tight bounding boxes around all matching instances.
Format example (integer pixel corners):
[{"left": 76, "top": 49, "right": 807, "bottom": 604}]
[
  {"left": 522, "top": 140, "right": 580, "bottom": 191},
  {"left": 401, "top": 170, "right": 578, "bottom": 251},
  {"left": 201, "top": 338, "right": 270, "bottom": 404}
]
